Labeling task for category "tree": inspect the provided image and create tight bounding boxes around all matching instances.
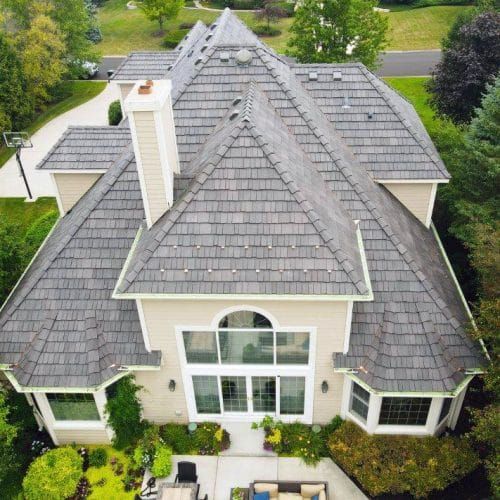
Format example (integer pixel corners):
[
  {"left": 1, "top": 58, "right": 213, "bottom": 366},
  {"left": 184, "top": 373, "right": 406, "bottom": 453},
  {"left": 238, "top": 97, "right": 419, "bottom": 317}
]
[
  {"left": 0, "top": 32, "right": 34, "bottom": 135},
  {"left": 0, "top": 390, "right": 19, "bottom": 491},
  {"left": 427, "top": 10, "right": 500, "bottom": 124},
  {"left": 140, "top": 0, "right": 184, "bottom": 35},
  {"left": 287, "top": 0, "right": 387, "bottom": 69},
  {"left": 255, "top": 0, "right": 286, "bottom": 29},
  {"left": 0, "top": 219, "right": 26, "bottom": 305},
  {"left": 17, "top": 10, "right": 66, "bottom": 109}
]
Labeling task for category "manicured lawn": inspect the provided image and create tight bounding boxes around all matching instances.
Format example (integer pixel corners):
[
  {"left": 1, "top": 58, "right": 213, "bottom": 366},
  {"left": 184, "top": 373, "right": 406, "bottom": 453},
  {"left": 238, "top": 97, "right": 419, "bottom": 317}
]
[
  {"left": 98, "top": 0, "right": 468, "bottom": 54},
  {"left": 385, "top": 6, "right": 472, "bottom": 51},
  {"left": 0, "top": 81, "right": 106, "bottom": 169},
  {"left": 0, "top": 197, "right": 58, "bottom": 233}
]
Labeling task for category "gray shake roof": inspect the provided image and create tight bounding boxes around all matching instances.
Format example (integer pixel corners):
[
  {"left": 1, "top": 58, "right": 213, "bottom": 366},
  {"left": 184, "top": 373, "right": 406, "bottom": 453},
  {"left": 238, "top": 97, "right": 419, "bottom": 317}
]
[
  {"left": 37, "top": 126, "right": 131, "bottom": 171},
  {"left": 0, "top": 9, "right": 482, "bottom": 391},
  {"left": 113, "top": 51, "right": 179, "bottom": 81}
]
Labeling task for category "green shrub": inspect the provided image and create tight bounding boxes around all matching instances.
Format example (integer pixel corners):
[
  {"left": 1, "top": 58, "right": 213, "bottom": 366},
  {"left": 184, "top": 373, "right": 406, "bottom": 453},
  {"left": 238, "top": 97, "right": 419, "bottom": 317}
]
[
  {"left": 160, "top": 423, "right": 194, "bottom": 454},
  {"left": 274, "top": 1, "right": 294, "bottom": 16},
  {"left": 133, "top": 425, "right": 160, "bottom": 470},
  {"left": 88, "top": 447, "right": 107, "bottom": 468},
  {"left": 329, "top": 421, "right": 479, "bottom": 498},
  {"left": 23, "top": 447, "right": 83, "bottom": 500},
  {"left": 108, "top": 100, "right": 122, "bottom": 126},
  {"left": 162, "top": 29, "right": 190, "bottom": 49},
  {"left": 105, "top": 375, "right": 145, "bottom": 449},
  {"left": 151, "top": 444, "right": 173, "bottom": 477},
  {"left": 193, "top": 422, "right": 230, "bottom": 455},
  {"left": 252, "top": 25, "right": 281, "bottom": 36},
  {"left": 24, "top": 211, "right": 58, "bottom": 256}
]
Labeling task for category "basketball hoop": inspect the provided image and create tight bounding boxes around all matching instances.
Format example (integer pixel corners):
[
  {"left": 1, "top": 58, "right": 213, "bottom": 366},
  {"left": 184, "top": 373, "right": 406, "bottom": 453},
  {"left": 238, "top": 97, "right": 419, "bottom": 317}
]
[{"left": 3, "top": 131, "right": 33, "bottom": 200}]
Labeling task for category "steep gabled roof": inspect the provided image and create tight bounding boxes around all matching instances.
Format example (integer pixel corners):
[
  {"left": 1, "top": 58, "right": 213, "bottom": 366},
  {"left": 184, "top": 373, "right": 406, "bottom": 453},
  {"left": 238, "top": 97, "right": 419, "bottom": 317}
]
[
  {"left": 113, "top": 51, "right": 179, "bottom": 81},
  {"left": 116, "top": 82, "right": 369, "bottom": 297}
]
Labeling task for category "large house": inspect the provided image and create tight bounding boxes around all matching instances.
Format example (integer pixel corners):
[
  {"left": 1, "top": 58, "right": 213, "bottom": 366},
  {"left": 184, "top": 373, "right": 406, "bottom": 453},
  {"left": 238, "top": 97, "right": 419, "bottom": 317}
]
[{"left": 0, "top": 10, "right": 484, "bottom": 445}]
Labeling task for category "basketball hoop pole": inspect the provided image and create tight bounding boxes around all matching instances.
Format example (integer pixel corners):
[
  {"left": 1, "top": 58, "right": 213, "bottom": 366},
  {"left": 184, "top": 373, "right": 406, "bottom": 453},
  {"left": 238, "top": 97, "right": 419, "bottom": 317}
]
[
  {"left": 15, "top": 147, "right": 33, "bottom": 200},
  {"left": 3, "top": 132, "right": 33, "bottom": 200}
]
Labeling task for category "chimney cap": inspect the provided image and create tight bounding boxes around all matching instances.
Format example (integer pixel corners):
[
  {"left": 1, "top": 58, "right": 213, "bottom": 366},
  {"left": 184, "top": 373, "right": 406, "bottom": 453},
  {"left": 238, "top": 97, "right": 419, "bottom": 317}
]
[{"left": 123, "top": 80, "right": 172, "bottom": 113}]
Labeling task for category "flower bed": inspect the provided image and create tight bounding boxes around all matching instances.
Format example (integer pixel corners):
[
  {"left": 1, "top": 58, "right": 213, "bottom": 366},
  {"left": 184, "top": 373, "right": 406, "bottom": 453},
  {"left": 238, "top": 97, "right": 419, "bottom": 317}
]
[{"left": 252, "top": 415, "right": 342, "bottom": 466}]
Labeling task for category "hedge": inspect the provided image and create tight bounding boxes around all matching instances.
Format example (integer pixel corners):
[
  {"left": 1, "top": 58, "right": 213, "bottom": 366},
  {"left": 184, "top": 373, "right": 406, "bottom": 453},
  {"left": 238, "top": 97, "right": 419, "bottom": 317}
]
[
  {"left": 108, "top": 100, "right": 122, "bottom": 126},
  {"left": 329, "top": 421, "right": 479, "bottom": 498}
]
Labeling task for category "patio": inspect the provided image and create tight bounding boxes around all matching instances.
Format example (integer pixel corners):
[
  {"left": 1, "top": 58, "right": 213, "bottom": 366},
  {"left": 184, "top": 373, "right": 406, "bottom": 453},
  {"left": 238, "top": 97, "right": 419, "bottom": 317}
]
[{"left": 145, "top": 455, "right": 367, "bottom": 499}]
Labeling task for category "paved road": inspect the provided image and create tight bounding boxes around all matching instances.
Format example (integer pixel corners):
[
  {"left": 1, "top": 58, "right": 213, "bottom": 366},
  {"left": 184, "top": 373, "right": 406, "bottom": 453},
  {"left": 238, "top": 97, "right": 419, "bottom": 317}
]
[{"left": 95, "top": 50, "right": 441, "bottom": 80}]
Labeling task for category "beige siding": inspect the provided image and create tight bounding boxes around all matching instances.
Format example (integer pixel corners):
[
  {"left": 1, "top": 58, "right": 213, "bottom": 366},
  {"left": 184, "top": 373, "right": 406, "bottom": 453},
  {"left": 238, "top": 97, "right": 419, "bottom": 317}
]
[
  {"left": 132, "top": 110, "right": 169, "bottom": 224},
  {"left": 135, "top": 299, "right": 348, "bottom": 424},
  {"left": 53, "top": 173, "right": 101, "bottom": 214},
  {"left": 54, "top": 427, "right": 110, "bottom": 444},
  {"left": 119, "top": 83, "right": 134, "bottom": 105},
  {"left": 383, "top": 183, "right": 435, "bottom": 225}
]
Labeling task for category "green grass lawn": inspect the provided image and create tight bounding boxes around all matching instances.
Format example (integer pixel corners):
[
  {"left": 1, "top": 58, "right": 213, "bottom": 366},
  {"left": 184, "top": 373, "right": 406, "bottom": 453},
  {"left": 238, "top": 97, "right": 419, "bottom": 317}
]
[
  {"left": 98, "top": 0, "right": 467, "bottom": 54},
  {"left": 0, "top": 197, "right": 58, "bottom": 232},
  {"left": 0, "top": 81, "right": 106, "bottom": 169}
]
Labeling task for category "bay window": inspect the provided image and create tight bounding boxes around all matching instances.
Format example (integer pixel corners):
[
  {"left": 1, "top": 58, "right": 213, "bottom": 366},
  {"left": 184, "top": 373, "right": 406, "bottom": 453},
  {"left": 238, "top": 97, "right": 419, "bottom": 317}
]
[
  {"left": 350, "top": 382, "right": 370, "bottom": 422},
  {"left": 379, "top": 397, "right": 431, "bottom": 426}
]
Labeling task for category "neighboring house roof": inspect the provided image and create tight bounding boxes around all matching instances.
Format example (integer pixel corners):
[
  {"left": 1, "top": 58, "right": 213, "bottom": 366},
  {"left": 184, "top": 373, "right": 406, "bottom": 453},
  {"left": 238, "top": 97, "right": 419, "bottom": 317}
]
[
  {"left": 112, "top": 51, "right": 179, "bottom": 81},
  {"left": 0, "top": 9, "right": 482, "bottom": 391},
  {"left": 37, "top": 126, "right": 131, "bottom": 171}
]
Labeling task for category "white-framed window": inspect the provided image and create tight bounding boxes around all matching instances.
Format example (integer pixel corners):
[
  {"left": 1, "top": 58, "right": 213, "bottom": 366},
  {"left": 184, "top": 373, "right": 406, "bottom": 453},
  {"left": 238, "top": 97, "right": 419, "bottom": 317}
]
[
  {"left": 379, "top": 397, "right": 431, "bottom": 426},
  {"left": 176, "top": 307, "right": 315, "bottom": 423},
  {"left": 46, "top": 393, "right": 100, "bottom": 421},
  {"left": 349, "top": 382, "right": 370, "bottom": 422}
]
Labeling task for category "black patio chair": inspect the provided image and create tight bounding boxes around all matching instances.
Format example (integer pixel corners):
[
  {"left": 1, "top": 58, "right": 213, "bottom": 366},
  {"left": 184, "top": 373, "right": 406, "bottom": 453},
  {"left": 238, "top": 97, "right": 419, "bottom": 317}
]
[{"left": 175, "top": 461, "right": 198, "bottom": 484}]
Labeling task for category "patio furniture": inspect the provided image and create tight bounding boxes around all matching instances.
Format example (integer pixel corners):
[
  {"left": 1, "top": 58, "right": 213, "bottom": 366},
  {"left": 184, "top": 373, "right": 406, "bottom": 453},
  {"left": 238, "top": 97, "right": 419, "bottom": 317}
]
[
  {"left": 157, "top": 482, "right": 199, "bottom": 500},
  {"left": 175, "top": 461, "right": 198, "bottom": 484},
  {"left": 135, "top": 476, "right": 158, "bottom": 499},
  {"left": 249, "top": 480, "right": 328, "bottom": 500}
]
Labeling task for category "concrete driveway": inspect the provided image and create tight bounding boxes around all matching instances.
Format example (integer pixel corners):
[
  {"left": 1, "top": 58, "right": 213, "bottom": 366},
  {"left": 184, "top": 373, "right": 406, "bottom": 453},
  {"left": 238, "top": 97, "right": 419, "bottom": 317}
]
[{"left": 0, "top": 82, "right": 120, "bottom": 200}]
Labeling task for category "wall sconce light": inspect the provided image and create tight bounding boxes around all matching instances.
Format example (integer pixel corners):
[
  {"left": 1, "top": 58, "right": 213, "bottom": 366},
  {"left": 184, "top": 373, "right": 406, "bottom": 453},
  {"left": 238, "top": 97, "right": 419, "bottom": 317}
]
[
  {"left": 321, "top": 380, "right": 329, "bottom": 394},
  {"left": 169, "top": 379, "right": 176, "bottom": 392}
]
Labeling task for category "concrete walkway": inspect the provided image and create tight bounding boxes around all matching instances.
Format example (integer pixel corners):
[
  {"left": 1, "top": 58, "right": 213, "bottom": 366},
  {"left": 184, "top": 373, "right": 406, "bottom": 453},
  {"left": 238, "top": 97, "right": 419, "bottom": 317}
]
[
  {"left": 150, "top": 454, "right": 367, "bottom": 499},
  {"left": 0, "top": 82, "right": 119, "bottom": 200}
]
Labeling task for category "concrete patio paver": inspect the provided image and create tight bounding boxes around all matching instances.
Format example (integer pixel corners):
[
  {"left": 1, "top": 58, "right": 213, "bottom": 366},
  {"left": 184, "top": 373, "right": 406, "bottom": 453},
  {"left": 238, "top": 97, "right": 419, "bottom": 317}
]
[{"left": 0, "top": 82, "right": 119, "bottom": 200}]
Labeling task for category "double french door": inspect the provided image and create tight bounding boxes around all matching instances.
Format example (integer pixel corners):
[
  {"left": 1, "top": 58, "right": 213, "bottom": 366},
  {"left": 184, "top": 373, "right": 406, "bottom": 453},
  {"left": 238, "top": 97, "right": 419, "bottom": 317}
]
[{"left": 188, "top": 371, "right": 310, "bottom": 421}]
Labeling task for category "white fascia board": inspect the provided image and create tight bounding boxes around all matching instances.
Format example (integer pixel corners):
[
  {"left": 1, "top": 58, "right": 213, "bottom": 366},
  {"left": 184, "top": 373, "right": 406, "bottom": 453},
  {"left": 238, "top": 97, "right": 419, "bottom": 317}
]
[
  {"left": 44, "top": 169, "right": 107, "bottom": 175},
  {"left": 356, "top": 223, "right": 373, "bottom": 300},
  {"left": 375, "top": 179, "right": 449, "bottom": 184},
  {"left": 0, "top": 217, "right": 60, "bottom": 316},
  {"left": 335, "top": 372, "right": 477, "bottom": 397}
]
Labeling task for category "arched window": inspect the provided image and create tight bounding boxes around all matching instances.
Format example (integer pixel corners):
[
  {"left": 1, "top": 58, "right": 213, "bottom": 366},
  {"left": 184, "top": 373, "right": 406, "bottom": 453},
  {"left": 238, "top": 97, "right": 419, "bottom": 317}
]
[{"left": 218, "top": 310, "right": 272, "bottom": 329}]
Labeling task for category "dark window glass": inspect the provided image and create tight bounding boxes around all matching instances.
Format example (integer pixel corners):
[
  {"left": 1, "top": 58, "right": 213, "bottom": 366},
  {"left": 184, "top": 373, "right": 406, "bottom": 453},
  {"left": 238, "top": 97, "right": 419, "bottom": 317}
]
[
  {"left": 219, "top": 311, "right": 272, "bottom": 329},
  {"left": 379, "top": 397, "right": 431, "bottom": 426},
  {"left": 439, "top": 398, "right": 452, "bottom": 423},
  {"left": 350, "top": 382, "right": 370, "bottom": 422},
  {"left": 47, "top": 393, "right": 100, "bottom": 421},
  {"left": 183, "top": 331, "right": 218, "bottom": 363}
]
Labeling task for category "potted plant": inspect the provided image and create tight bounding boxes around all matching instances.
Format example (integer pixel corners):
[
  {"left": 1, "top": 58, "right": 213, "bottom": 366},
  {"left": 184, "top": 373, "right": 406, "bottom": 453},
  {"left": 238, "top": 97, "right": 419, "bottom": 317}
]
[{"left": 232, "top": 486, "right": 245, "bottom": 500}]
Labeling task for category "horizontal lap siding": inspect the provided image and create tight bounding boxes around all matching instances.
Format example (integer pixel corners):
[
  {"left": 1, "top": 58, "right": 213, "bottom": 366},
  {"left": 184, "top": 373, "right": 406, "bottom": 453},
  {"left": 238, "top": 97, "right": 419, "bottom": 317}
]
[
  {"left": 384, "top": 183, "right": 434, "bottom": 225},
  {"left": 54, "top": 427, "right": 110, "bottom": 444},
  {"left": 53, "top": 173, "right": 101, "bottom": 213}
]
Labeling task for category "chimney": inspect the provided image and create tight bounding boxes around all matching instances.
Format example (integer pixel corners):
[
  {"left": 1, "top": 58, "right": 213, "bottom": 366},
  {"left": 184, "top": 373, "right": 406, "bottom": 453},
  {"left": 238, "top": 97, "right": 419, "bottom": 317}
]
[{"left": 123, "top": 80, "right": 179, "bottom": 227}]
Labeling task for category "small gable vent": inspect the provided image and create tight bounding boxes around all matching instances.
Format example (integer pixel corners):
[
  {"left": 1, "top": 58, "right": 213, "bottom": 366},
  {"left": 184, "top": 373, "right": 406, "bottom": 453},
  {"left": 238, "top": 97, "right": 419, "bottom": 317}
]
[
  {"left": 333, "top": 71, "right": 342, "bottom": 81},
  {"left": 220, "top": 52, "right": 230, "bottom": 62},
  {"left": 235, "top": 49, "right": 252, "bottom": 66},
  {"left": 308, "top": 71, "right": 318, "bottom": 81}
]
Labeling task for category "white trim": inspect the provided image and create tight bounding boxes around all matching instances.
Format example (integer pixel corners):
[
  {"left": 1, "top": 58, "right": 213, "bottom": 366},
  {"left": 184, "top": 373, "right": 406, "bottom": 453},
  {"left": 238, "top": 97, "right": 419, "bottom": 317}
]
[
  {"left": 342, "top": 301, "right": 354, "bottom": 354},
  {"left": 44, "top": 169, "right": 107, "bottom": 175},
  {"left": 51, "top": 173, "right": 65, "bottom": 216},
  {"left": 210, "top": 305, "right": 280, "bottom": 331},
  {"left": 33, "top": 393, "right": 59, "bottom": 445},
  {"left": 425, "top": 182, "right": 438, "bottom": 228},
  {"left": 356, "top": 223, "right": 373, "bottom": 300},
  {"left": 449, "top": 382, "right": 469, "bottom": 430},
  {"left": 175, "top": 306, "right": 316, "bottom": 424},
  {"left": 136, "top": 299, "right": 152, "bottom": 352},
  {"left": 375, "top": 179, "right": 449, "bottom": 184}
]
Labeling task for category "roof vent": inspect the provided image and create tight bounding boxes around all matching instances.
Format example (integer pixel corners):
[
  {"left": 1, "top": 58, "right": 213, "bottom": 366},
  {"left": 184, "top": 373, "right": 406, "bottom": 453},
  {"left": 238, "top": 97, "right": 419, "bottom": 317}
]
[
  {"left": 195, "top": 57, "right": 202, "bottom": 65},
  {"left": 230, "top": 110, "right": 240, "bottom": 120},
  {"left": 178, "top": 45, "right": 183, "bottom": 51},
  {"left": 342, "top": 96, "right": 350, "bottom": 109},
  {"left": 220, "top": 51, "right": 230, "bottom": 62},
  {"left": 201, "top": 44, "right": 209, "bottom": 53},
  {"left": 167, "top": 65, "right": 173, "bottom": 71},
  {"left": 233, "top": 96, "right": 242, "bottom": 105},
  {"left": 308, "top": 71, "right": 318, "bottom": 81},
  {"left": 235, "top": 49, "right": 253, "bottom": 66},
  {"left": 187, "top": 50, "right": 194, "bottom": 58},
  {"left": 367, "top": 110, "right": 374, "bottom": 119},
  {"left": 206, "top": 34, "right": 213, "bottom": 41},
  {"left": 211, "top": 23, "right": 217, "bottom": 30},
  {"left": 333, "top": 71, "right": 342, "bottom": 81}
]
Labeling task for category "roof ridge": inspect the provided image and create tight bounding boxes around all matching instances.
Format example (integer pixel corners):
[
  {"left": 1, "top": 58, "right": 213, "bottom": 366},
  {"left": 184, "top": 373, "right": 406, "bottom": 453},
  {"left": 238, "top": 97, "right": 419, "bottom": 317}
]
[
  {"left": 0, "top": 147, "right": 135, "bottom": 328},
  {"left": 359, "top": 66, "right": 449, "bottom": 179},
  {"left": 256, "top": 48, "right": 465, "bottom": 330}
]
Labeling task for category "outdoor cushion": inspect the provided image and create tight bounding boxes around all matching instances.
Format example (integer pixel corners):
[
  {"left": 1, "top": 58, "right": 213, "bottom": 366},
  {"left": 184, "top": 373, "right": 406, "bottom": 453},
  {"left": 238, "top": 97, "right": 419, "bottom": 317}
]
[
  {"left": 311, "top": 495, "right": 319, "bottom": 500},
  {"left": 254, "top": 483, "right": 279, "bottom": 498},
  {"left": 277, "top": 494, "right": 301, "bottom": 500},
  {"left": 254, "top": 493, "right": 270, "bottom": 500},
  {"left": 300, "top": 484, "right": 325, "bottom": 498}
]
